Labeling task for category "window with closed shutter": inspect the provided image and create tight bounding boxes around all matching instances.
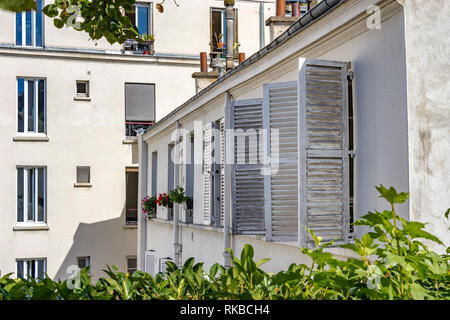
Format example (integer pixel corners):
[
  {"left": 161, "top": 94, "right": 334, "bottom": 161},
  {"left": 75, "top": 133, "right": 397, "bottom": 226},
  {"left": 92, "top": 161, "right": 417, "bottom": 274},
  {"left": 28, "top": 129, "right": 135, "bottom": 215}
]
[
  {"left": 298, "top": 58, "right": 351, "bottom": 247},
  {"left": 231, "top": 99, "right": 265, "bottom": 235},
  {"left": 125, "top": 83, "right": 155, "bottom": 137}
]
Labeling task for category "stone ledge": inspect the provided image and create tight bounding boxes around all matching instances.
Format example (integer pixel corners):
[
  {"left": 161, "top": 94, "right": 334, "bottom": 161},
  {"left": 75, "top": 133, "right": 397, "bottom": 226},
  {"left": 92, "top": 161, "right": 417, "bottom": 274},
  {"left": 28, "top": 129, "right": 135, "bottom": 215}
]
[
  {"left": 13, "top": 225, "right": 50, "bottom": 231},
  {"left": 73, "top": 96, "right": 91, "bottom": 101},
  {"left": 265, "top": 16, "right": 299, "bottom": 26},
  {"left": 74, "top": 182, "right": 92, "bottom": 188},
  {"left": 13, "top": 135, "right": 49, "bottom": 142}
]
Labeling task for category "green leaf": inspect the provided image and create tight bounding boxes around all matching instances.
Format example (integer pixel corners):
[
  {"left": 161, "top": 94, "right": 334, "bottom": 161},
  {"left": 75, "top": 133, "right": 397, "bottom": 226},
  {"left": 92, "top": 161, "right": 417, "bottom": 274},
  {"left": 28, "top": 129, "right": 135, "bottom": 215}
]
[
  {"left": 375, "top": 185, "right": 409, "bottom": 205},
  {"left": 42, "top": 4, "right": 59, "bottom": 18},
  {"left": 53, "top": 18, "right": 64, "bottom": 29},
  {"left": 0, "top": 0, "right": 36, "bottom": 12}
]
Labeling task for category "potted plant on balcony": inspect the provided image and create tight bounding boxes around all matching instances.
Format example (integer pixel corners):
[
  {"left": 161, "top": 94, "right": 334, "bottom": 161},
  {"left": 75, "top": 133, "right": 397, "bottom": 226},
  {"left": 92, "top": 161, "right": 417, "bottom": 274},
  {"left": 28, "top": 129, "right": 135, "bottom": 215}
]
[
  {"left": 156, "top": 192, "right": 173, "bottom": 208},
  {"left": 141, "top": 196, "right": 157, "bottom": 220},
  {"left": 137, "top": 33, "right": 155, "bottom": 55},
  {"left": 168, "top": 186, "right": 193, "bottom": 210}
]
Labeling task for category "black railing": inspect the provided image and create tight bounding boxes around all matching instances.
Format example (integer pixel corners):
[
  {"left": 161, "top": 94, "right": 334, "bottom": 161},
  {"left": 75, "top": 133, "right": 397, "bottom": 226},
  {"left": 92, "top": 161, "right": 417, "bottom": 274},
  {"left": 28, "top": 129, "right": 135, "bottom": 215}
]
[{"left": 125, "top": 121, "right": 154, "bottom": 137}]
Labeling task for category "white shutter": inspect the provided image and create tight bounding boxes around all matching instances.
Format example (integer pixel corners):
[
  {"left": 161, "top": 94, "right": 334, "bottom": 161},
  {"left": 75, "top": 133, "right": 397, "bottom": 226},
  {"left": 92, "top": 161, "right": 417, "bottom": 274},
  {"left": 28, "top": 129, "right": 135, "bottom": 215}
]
[
  {"left": 231, "top": 99, "right": 265, "bottom": 234},
  {"left": 263, "top": 82, "right": 299, "bottom": 242},
  {"left": 298, "top": 58, "right": 350, "bottom": 247},
  {"left": 220, "top": 118, "right": 225, "bottom": 227},
  {"left": 202, "top": 122, "right": 213, "bottom": 225},
  {"left": 144, "top": 250, "right": 157, "bottom": 276}
]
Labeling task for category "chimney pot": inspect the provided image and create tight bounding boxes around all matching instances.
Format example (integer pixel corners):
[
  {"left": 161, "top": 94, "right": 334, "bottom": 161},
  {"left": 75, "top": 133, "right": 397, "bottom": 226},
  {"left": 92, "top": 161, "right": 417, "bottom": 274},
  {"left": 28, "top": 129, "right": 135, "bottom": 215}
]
[
  {"left": 276, "top": 0, "right": 286, "bottom": 17},
  {"left": 200, "top": 52, "right": 207, "bottom": 72},
  {"left": 239, "top": 52, "right": 245, "bottom": 64}
]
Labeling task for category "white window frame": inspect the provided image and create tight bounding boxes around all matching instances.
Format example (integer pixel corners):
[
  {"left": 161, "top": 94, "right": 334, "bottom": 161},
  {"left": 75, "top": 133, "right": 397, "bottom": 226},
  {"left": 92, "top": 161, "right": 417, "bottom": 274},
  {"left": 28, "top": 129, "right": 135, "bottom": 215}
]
[
  {"left": 126, "top": 256, "right": 137, "bottom": 274},
  {"left": 16, "top": 166, "right": 47, "bottom": 225},
  {"left": 134, "top": 2, "right": 152, "bottom": 36},
  {"left": 16, "top": 258, "right": 46, "bottom": 280},
  {"left": 16, "top": 77, "right": 46, "bottom": 136},
  {"left": 76, "top": 80, "right": 90, "bottom": 98},
  {"left": 14, "top": 6, "right": 44, "bottom": 47},
  {"left": 77, "top": 256, "right": 90, "bottom": 269}
]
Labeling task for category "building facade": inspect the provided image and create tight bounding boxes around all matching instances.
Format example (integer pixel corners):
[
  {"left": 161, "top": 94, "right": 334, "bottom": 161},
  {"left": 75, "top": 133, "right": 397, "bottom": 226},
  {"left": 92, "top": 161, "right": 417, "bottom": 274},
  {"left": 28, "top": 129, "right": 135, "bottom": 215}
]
[
  {"left": 137, "top": 0, "right": 450, "bottom": 274},
  {"left": 0, "top": 0, "right": 275, "bottom": 280}
]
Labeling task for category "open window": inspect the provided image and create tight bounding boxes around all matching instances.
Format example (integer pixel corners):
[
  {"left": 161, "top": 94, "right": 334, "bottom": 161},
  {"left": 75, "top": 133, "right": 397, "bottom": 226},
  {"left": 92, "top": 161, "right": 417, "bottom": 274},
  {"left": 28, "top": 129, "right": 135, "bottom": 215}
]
[
  {"left": 210, "top": 7, "right": 238, "bottom": 56},
  {"left": 126, "top": 167, "right": 139, "bottom": 225},
  {"left": 123, "top": 2, "right": 154, "bottom": 54}
]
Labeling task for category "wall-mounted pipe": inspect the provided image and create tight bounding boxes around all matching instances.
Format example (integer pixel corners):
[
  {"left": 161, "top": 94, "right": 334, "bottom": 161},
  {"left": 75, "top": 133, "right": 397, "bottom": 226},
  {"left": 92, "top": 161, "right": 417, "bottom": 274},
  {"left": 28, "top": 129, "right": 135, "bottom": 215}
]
[
  {"left": 223, "top": 92, "right": 233, "bottom": 268},
  {"left": 225, "top": 0, "right": 235, "bottom": 70},
  {"left": 137, "top": 132, "right": 148, "bottom": 271},
  {"left": 259, "top": 1, "right": 265, "bottom": 49},
  {"left": 173, "top": 121, "right": 182, "bottom": 266}
]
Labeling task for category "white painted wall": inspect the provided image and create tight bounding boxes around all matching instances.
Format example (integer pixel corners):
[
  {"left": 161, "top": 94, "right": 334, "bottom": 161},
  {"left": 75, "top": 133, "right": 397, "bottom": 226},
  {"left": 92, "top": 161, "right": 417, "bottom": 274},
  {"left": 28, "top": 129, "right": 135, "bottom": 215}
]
[
  {"left": 403, "top": 0, "right": 450, "bottom": 251},
  {"left": 0, "top": 0, "right": 271, "bottom": 279},
  {"left": 141, "top": 1, "right": 421, "bottom": 272}
]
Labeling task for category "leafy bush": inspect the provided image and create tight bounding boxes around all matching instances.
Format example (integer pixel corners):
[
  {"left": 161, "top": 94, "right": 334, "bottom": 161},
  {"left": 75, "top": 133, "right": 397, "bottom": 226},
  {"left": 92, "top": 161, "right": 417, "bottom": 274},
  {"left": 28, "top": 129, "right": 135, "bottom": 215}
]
[{"left": 1, "top": 186, "right": 448, "bottom": 300}]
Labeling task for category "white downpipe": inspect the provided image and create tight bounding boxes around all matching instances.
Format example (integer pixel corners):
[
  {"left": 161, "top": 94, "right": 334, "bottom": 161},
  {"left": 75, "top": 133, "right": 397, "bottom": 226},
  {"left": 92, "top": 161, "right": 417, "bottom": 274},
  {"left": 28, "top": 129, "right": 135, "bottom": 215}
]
[
  {"left": 137, "top": 132, "right": 148, "bottom": 271},
  {"left": 223, "top": 92, "right": 233, "bottom": 268},
  {"left": 174, "top": 121, "right": 182, "bottom": 266}
]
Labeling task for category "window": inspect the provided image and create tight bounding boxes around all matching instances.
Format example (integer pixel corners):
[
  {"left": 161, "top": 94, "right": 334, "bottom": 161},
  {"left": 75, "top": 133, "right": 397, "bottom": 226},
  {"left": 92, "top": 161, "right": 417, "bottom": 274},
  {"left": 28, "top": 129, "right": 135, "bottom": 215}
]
[
  {"left": 17, "top": 78, "right": 46, "bottom": 134},
  {"left": 17, "top": 167, "right": 46, "bottom": 223},
  {"left": 76, "top": 80, "right": 89, "bottom": 98},
  {"left": 125, "top": 2, "right": 152, "bottom": 36},
  {"left": 16, "top": 258, "right": 46, "bottom": 280},
  {"left": 15, "top": 0, "right": 44, "bottom": 47},
  {"left": 167, "top": 144, "right": 174, "bottom": 221},
  {"left": 210, "top": 7, "right": 238, "bottom": 54},
  {"left": 151, "top": 152, "right": 158, "bottom": 197},
  {"left": 127, "top": 256, "right": 137, "bottom": 274},
  {"left": 76, "top": 166, "right": 90, "bottom": 184},
  {"left": 77, "top": 256, "right": 90, "bottom": 269},
  {"left": 185, "top": 133, "right": 194, "bottom": 199},
  {"left": 125, "top": 83, "right": 155, "bottom": 137},
  {"left": 126, "top": 168, "right": 139, "bottom": 225}
]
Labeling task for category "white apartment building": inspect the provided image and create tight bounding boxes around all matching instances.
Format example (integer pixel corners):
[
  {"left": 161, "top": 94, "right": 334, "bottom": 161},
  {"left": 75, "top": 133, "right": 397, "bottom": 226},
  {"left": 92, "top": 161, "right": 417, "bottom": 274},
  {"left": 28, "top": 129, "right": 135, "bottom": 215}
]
[
  {"left": 137, "top": 0, "right": 450, "bottom": 274},
  {"left": 0, "top": 0, "right": 275, "bottom": 281}
]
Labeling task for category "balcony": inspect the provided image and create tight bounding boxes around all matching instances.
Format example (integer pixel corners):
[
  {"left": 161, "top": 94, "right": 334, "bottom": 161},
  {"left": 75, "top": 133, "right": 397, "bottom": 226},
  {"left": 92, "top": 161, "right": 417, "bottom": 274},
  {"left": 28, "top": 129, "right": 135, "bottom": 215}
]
[{"left": 125, "top": 121, "right": 154, "bottom": 138}]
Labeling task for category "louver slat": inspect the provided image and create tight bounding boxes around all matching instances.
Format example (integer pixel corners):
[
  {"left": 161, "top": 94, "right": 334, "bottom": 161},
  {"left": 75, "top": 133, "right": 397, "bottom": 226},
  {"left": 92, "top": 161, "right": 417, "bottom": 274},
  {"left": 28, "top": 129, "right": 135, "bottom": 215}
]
[
  {"left": 232, "top": 99, "right": 265, "bottom": 235},
  {"left": 263, "top": 82, "right": 298, "bottom": 242},
  {"left": 299, "top": 58, "right": 350, "bottom": 247}
]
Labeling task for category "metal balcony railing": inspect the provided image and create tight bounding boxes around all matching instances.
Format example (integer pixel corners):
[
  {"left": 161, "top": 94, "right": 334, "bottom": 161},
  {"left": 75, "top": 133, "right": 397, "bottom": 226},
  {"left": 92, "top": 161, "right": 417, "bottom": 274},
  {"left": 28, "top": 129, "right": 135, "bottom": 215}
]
[{"left": 125, "top": 121, "right": 154, "bottom": 137}]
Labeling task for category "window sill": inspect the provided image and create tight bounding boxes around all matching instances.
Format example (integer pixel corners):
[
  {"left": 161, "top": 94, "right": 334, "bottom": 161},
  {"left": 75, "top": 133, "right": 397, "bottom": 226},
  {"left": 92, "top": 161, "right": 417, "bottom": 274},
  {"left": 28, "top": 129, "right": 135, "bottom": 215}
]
[
  {"left": 149, "top": 217, "right": 225, "bottom": 233},
  {"left": 13, "top": 224, "right": 49, "bottom": 231},
  {"left": 123, "top": 224, "right": 137, "bottom": 229},
  {"left": 73, "top": 96, "right": 91, "bottom": 101},
  {"left": 123, "top": 138, "right": 138, "bottom": 144},
  {"left": 13, "top": 135, "right": 49, "bottom": 142},
  {"left": 74, "top": 182, "right": 92, "bottom": 188}
]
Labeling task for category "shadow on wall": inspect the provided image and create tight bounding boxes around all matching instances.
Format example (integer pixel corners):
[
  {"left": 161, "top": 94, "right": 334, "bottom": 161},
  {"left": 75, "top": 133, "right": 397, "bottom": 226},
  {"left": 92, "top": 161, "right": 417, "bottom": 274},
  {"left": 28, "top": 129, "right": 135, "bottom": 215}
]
[{"left": 54, "top": 205, "right": 137, "bottom": 282}]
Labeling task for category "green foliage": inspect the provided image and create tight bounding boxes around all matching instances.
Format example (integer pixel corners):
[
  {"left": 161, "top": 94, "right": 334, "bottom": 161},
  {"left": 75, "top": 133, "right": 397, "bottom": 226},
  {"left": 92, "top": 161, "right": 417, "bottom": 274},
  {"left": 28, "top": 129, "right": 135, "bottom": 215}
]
[
  {"left": 0, "top": 0, "right": 36, "bottom": 12},
  {"left": 168, "top": 186, "right": 191, "bottom": 204},
  {"left": 1, "top": 186, "right": 449, "bottom": 300}
]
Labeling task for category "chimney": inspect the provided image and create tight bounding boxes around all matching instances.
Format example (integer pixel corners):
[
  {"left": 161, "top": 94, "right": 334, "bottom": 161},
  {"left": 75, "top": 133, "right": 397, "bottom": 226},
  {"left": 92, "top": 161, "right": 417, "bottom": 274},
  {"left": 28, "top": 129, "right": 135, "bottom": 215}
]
[
  {"left": 238, "top": 52, "right": 245, "bottom": 64},
  {"left": 266, "top": 0, "right": 303, "bottom": 42},
  {"left": 192, "top": 52, "right": 219, "bottom": 94}
]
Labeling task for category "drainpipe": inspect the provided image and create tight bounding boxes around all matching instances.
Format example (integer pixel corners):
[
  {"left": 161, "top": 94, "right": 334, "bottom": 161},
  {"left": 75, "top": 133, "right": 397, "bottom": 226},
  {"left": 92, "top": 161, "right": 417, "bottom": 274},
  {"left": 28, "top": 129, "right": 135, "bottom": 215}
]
[
  {"left": 174, "top": 121, "right": 182, "bottom": 266},
  {"left": 223, "top": 92, "right": 233, "bottom": 268},
  {"left": 224, "top": 0, "right": 235, "bottom": 70},
  {"left": 259, "top": 1, "right": 265, "bottom": 49},
  {"left": 137, "top": 131, "right": 148, "bottom": 271}
]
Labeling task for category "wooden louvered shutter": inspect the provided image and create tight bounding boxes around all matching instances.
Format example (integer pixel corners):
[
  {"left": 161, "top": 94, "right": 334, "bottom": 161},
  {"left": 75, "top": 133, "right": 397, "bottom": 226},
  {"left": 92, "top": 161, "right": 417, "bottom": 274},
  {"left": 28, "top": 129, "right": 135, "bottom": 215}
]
[
  {"left": 144, "top": 250, "right": 157, "bottom": 276},
  {"left": 202, "top": 122, "right": 213, "bottom": 225},
  {"left": 263, "top": 83, "right": 298, "bottom": 242},
  {"left": 231, "top": 99, "right": 265, "bottom": 235},
  {"left": 298, "top": 58, "right": 350, "bottom": 247},
  {"left": 220, "top": 118, "right": 225, "bottom": 227}
]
